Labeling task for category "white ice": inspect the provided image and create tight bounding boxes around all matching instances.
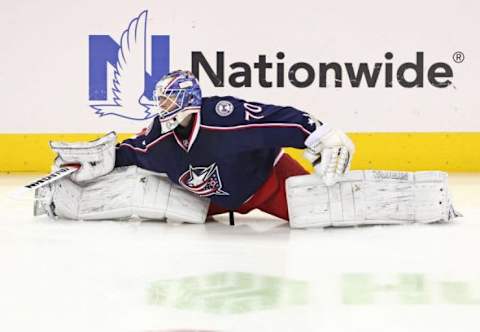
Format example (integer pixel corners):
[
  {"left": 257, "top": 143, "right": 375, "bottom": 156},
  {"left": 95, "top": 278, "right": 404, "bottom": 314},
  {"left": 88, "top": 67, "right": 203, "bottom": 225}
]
[{"left": 0, "top": 173, "right": 479, "bottom": 332}]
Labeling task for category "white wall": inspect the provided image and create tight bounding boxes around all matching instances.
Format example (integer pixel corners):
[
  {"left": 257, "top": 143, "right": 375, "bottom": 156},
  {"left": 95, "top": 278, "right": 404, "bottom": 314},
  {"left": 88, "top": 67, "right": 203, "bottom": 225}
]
[{"left": 1, "top": 0, "right": 478, "bottom": 133}]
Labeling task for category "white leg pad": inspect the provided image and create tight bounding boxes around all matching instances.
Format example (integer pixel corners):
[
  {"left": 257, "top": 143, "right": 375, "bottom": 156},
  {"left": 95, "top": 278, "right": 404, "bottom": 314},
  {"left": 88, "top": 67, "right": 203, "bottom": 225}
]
[
  {"left": 36, "top": 166, "right": 210, "bottom": 223},
  {"left": 286, "top": 170, "right": 460, "bottom": 228}
]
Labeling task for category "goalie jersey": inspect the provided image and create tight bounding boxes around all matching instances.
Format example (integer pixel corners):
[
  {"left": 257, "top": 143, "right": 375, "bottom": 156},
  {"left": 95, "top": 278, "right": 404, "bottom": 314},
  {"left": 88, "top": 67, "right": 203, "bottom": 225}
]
[{"left": 115, "top": 96, "right": 320, "bottom": 209}]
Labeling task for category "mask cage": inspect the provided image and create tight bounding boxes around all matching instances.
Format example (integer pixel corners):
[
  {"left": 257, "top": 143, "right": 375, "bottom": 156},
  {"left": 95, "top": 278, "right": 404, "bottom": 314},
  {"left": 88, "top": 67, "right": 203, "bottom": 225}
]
[{"left": 154, "top": 88, "right": 187, "bottom": 122}]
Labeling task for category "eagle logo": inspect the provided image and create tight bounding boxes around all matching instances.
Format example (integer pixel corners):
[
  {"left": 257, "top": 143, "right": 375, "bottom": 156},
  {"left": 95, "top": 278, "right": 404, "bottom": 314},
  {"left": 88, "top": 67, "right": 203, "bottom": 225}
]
[
  {"left": 89, "top": 11, "right": 156, "bottom": 120},
  {"left": 178, "top": 164, "right": 229, "bottom": 197}
]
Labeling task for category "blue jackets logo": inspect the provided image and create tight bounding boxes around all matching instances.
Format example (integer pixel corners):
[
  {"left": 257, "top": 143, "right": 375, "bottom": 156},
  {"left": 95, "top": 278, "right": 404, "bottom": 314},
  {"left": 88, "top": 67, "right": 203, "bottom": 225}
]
[
  {"left": 88, "top": 11, "right": 170, "bottom": 120},
  {"left": 179, "top": 164, "right": 229, "bottom": 197},
  {"left": 215, "top": 100, "right": 234, "bottom": 117}
]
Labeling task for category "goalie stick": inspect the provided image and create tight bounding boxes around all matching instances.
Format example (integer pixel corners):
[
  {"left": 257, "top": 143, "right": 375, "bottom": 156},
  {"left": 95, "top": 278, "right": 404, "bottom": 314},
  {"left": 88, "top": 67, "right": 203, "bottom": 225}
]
[{"left": 9, "top": 165, "right": 80, "bottom": 200}]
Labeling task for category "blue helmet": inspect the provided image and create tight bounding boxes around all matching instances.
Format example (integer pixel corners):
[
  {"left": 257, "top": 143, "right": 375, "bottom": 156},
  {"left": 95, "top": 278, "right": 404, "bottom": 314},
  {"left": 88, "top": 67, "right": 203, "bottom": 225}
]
[{"left": 154, "top": 70, "right": 202, "bottom": 125}]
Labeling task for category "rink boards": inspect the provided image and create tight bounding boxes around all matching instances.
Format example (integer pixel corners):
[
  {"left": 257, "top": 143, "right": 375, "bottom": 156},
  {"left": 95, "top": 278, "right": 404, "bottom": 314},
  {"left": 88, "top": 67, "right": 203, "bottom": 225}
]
[{"left": 1, "top": 132, "right": 480, "bottom": 172}]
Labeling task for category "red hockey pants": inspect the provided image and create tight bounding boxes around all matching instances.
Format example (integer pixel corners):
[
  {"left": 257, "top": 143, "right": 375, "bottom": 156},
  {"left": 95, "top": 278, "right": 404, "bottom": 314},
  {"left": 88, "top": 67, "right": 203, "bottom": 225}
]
[{"left": 207, "top": 153, "right": 309, "bottom": 221}]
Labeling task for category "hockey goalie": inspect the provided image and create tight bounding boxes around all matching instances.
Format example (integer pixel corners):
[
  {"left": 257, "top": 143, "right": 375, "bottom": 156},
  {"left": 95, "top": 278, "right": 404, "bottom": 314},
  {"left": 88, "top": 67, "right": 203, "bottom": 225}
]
[{"left": 34, "top": 70, "right": 460, "bottom": 228}]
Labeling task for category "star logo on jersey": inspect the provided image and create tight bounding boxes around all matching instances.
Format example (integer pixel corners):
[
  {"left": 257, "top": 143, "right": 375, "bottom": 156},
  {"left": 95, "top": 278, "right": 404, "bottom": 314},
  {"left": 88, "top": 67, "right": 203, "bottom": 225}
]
[{"left": 178, "top": 163, "right": 229, "bottom": 197}]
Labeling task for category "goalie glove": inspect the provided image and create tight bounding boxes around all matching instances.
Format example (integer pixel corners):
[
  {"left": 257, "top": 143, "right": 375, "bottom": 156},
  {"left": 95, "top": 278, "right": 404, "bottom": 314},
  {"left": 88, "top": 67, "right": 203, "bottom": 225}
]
[
  {"left": 50, "top": 132, "right": 117, "bottom": 183},
  {"left": 304, "top": 125, "right": 355, "bottom": 186}
]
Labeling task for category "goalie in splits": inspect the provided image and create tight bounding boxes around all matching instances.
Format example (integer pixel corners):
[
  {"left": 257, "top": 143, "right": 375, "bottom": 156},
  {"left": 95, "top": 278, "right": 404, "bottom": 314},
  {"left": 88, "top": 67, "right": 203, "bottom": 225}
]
[{"left": 35, "top": 70, "right": 459, "bottom": 228}]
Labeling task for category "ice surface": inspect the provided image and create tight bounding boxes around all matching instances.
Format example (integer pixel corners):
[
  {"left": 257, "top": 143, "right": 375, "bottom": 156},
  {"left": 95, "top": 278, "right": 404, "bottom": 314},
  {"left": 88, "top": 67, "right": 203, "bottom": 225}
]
[{"left": 0, "top": 173, "right": 479, "bottom": 332}]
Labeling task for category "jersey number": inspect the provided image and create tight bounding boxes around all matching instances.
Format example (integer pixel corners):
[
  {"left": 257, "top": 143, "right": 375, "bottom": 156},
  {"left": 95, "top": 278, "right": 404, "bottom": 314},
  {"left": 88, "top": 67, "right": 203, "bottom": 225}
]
[{"left": 244, "top": 103, "right": 264, "bottom": 121}]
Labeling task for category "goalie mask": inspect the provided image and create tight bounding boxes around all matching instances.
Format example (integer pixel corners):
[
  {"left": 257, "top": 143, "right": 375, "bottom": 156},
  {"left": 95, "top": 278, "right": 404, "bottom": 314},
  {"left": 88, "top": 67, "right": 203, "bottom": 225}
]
[{"left": 154, "top": 70, "right": 202, "bottom": 133}]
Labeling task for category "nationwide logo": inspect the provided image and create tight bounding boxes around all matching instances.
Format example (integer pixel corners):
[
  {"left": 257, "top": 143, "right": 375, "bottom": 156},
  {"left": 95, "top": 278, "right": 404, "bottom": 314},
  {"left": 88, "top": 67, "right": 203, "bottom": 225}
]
[
  {"left": 178, "top": 163, "right": 229, "bottom": 197},
  {"left": 192, "top": 51, "right": 456, "bottom": 89},
  {"left": 88, "top": 10, "right": 460, "bottom": 124},
  {"left": 148, "top": 272, "right": 309, "bottom": 314},
  {"left": 88, "top": 10, "right": 170, "bottom": 120}
]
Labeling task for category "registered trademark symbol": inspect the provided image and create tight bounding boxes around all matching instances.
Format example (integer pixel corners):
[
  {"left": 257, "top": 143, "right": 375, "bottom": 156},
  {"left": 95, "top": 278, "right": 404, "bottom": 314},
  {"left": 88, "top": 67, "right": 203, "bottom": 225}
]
[{"left": 453, "top": 51, "right": 465, "bottom": 63}]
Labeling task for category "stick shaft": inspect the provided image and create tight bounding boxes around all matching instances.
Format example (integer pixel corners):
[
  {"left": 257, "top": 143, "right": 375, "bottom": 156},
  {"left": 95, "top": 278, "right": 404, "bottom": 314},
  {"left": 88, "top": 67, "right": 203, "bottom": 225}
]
[{"left": 23, "top": 166, "right": 79, "bottom": 191}]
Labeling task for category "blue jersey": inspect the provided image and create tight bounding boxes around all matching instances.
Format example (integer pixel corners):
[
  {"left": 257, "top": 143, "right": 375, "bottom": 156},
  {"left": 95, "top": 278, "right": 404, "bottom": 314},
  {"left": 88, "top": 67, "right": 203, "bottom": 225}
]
[{"left": 115, "top": 96, "right": 320, "bottom": 209}]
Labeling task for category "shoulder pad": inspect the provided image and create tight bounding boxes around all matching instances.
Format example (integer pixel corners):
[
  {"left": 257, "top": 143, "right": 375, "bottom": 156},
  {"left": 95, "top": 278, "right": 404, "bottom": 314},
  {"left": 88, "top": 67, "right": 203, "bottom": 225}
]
[{"left": 201, "top": 96, "right": 247, "bottom": 126}]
